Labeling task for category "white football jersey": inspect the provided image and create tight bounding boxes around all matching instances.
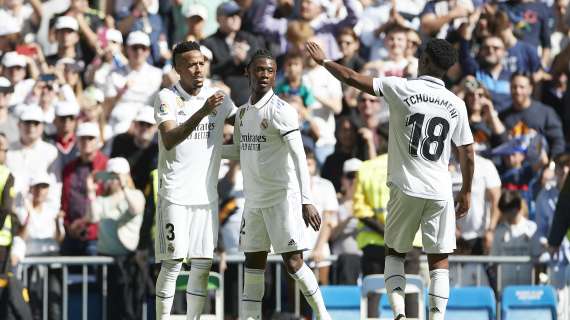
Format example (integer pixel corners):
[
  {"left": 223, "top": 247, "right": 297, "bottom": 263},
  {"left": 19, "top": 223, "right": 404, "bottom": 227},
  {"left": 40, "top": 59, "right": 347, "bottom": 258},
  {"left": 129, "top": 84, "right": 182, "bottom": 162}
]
[
  {"left": 234, "top": 90, "right": 300, "bottom": 209},
  {"left": 154, "top": 82, "right": 236, "bottom": 206},
  {"left": 373, "top": 75, "right": 474, "bottom": 200}
]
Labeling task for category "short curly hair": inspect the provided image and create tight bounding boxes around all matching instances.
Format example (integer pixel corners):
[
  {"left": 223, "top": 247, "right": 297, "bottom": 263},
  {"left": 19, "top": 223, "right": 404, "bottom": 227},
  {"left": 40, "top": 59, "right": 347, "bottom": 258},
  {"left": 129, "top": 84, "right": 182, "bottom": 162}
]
[
  {"left": 247, "top": 49, "right": 275, "bottom": 69},
  {"left": 424, "top": 39, "right": 457, "bottom": 71},
  {"left": 172, "top": 41, "right": 201, "bottom": 68}
]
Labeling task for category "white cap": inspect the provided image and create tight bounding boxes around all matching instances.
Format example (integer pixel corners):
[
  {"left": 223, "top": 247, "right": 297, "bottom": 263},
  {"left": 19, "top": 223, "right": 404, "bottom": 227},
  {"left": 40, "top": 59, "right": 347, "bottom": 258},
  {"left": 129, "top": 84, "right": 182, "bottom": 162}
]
[
  {"left": 126, "top": 31, "right": 150, "bottom": 47},
  {"left": 0, "top": 77, "right": 13, "bottom": 92},
  {"left": 2, "top": 52, "right": 27, "bottom": 68},
  {"left": 83, "top": 86, "right": 105, "bottom": 104},
  {"left": 55, "top": 16, "right": 79, "bottom": 31},
  {"left": 343, "top": 158, "right": 362, "bottom": 173},
  {"left": 134, "top": 106, "right": 156, "bottom": 124},
  {"left": 30, "top": 173, "right": 51, "bottom": 187},
  {"left": 106, "top": 157, "right": 130, "bottom": 174},
  {"left": 106, "top": 28, "right": 123, "bottom": 44},
  {"left": 55, "top": 101, "right": 80, "bottom": 117},
  {"left": 183, "top": 4, "right": 208, "bottom": 20},
  {"left": 76, "top": 122, "right": 100, "bottom": 137},
  {"left": 19, "top": 105, "right": 44, "bottom": 122},
  {"left": 200, "top": 45, "right": 213, "bottom": 61}
]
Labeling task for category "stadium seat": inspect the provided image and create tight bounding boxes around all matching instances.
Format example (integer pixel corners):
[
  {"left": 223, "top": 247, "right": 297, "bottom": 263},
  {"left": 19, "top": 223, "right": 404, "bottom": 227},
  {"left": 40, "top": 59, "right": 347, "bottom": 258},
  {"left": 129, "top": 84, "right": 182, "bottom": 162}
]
[
  {"left": 446, "top": 286, "right": 496, "bottom": 320},
  {"left": 319, "top": 285, "right": 360, "bottom": 320},
  {"left": 360, "top": 274, "right": 425, "bottom": 320},
  {"left": 172, "top": 271, "right": 224, "bottom": 320},
  {"left": 501, "top": 285, "right": 557, "bottom": 320}
]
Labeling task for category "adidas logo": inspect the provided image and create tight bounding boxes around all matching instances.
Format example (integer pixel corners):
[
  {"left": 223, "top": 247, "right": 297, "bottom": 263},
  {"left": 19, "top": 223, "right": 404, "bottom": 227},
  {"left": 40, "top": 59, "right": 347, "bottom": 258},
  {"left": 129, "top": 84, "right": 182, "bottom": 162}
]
[
  {"left": 288, "top": 239, "right": 296, "bottom": 247},
  {"left": 430, "top": 307, "right": 441, "bottom": 313},
  {"left": 178, "top": 110, "right": 186, "bottom": 116},
  {"left": 393, "top": 287, "right": 403, "bottom": 292}
]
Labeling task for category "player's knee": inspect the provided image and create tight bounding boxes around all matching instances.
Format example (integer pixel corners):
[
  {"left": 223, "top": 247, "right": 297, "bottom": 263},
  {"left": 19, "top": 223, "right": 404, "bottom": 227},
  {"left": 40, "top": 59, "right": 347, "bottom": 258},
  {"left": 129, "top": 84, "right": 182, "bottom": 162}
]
[
  {"left": 385, "top": 246, "right": 406, "bottom": 258},
  {"left": 283, "top": 253, "right": 304, "bottom": 273},
  {"left": 427, "top": 254, "right": 449, "bottom": 270}
]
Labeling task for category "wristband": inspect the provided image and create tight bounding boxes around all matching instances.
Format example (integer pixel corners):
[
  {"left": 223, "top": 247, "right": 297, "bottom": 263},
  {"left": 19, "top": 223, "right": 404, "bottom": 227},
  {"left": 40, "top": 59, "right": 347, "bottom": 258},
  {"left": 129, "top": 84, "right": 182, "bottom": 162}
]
[{"left": 322, "top": 59, "right": 332, "bottom": 66}]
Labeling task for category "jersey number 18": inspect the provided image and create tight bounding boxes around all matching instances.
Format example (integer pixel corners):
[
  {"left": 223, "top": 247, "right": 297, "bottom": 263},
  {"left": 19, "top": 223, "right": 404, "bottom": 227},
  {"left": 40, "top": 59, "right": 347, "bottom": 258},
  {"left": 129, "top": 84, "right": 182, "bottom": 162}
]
[{"left": 405, "top": 113, "right": 450, "bottom": 161}]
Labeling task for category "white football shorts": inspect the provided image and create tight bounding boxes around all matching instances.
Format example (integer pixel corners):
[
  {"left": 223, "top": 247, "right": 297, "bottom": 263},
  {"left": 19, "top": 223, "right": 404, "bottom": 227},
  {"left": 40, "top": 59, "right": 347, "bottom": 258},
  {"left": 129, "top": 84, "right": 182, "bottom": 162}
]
[
  {"left": 239, "top": 191, "right": 307, "bottom": 254},
  {"left": 385, "top": 185, "right": 456, "bottom": 254},
  {"left": 155, "top": 196, "right": 218, "bottom": 261}
]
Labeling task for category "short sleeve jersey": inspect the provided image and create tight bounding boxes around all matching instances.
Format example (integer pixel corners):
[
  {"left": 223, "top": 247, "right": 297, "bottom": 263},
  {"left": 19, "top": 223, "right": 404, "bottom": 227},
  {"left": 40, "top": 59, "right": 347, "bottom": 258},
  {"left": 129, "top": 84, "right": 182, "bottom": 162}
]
[
  {"left": 373, "top": 75, "right": 474, "bottom": 200},
  {"left": 154, "top": 82, "right": 237, "bottom": 205},
  {"left": 235, "top": 90, "right": 300, "bottom": 208}
]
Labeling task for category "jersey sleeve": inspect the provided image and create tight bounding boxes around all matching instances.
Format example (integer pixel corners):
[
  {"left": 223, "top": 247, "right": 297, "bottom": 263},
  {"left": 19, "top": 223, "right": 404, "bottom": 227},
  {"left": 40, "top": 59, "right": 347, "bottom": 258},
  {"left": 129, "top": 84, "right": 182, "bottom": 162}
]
[
  {"left": 271, "top": 102, "right": 300, "bottom": 140},
  {"left": 154, "top": 89, "right": 176, "bottom": 125},
  {"left": 451, "top": 103, "right": 474, "bottom": 147},
  {"left": 372, "top": 76, "right": 405, "bottom": 98},
  {"left": 222, "top": 93, "right": 238, "bottom": 119}
]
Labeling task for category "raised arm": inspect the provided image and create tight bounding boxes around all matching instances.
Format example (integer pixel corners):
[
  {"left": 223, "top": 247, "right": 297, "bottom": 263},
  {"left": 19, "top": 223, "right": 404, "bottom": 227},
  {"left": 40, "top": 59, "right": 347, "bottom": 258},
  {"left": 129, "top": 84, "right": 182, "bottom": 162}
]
[
  {"left": 305, "top": 41, "right": 375, "bottom": 96},
  {"left": 156, "top": 91, "right": 225, "bottom": 150}
]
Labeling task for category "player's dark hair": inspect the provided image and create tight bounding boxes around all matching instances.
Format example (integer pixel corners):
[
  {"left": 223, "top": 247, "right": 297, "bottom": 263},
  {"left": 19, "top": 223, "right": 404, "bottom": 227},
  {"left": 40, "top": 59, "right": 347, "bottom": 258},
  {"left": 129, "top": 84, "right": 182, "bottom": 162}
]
[
  {"left": 424, "top": 39, "right": 457, "bottom": 71},
  {"left": 498, "top": 190, "right": 523, "bottom": 215},
  {"left": 247, "top": 49, "right": 275, "bottom": 70},
  {"left": 172, "top": 41, "right": 201, "bottom": 68}
]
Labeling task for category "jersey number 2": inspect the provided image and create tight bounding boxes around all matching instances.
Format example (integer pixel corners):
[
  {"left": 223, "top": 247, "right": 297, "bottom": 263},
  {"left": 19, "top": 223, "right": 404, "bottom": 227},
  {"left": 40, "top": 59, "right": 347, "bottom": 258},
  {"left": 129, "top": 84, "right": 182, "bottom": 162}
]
[{"left": 405, "top": 113, "right": 450, "bottom": 161}]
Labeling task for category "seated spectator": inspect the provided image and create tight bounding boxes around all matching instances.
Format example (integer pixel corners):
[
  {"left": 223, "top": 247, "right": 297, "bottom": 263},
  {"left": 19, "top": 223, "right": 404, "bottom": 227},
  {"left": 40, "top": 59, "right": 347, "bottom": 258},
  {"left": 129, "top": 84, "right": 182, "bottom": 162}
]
[
  {"left": 202, "top": 1, "right": 260, "bottom": 105},
  {"left": 459, "top": 34, "right": 513, "bottom": 113},
  {"left": 305, "top": 149, "right": 338, "bottom": 285},
  {"left": 330, "top": 158, "right": 362, "bottom": 285},
  {"left": 104, "top": 31, "right": 162, "bottom": 136},
  {"left": 83, "top": 157, "right": 144, "bottom": 320},
  {"left": 364, "top": 24, "right": 418, "bottom": 79},
  {"left": 500, "top": 73, "right": 566, "bottom": 159},
  {"left": 60, "top": 122, "right": 108, "bottom": 256},
  {"left": 0, "top": 77, "right": 19, "bottom": 144},
  {"left": 110, "top": 106, "right": 158, "bottom": 191},
  {"left": 491, "top": 190, "right": 542, "bottom": 289}
]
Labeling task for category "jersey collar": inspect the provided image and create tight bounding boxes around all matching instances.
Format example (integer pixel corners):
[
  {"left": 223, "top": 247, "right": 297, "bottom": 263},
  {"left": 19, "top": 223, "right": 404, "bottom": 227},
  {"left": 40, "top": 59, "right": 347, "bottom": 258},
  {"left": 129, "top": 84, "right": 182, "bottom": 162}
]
[
  {"left": 249, "top": 89, "right": 275, "bottom": 109},
  {"left": 418, "top": 75, "right": 445, "bottom": 86},
  {"left": 174, "top": 81, "right": 206, "bottom": 101}
]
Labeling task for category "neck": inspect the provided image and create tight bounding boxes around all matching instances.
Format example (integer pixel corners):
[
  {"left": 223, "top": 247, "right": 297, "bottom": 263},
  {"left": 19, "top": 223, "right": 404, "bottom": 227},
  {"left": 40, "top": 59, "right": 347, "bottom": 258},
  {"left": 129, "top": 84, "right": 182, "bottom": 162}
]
[
  {"left": 59, "top": 46, "right": 76, "bottom": 58},
  {"left": 507, "top": 214, "right": 522, "bottom": 225},
  {"left": 389, "top": 52, "right": 405, "bottom": 62},
  {"left": 251, "top": 89, "right": 270, "bottom": 105},
  {"left": 134, "top": 136, "right": 150, "bottom": 149},
  {"left": 129, "top": 60, "right": 144, "bottom": 70},
  {"left": 514, "top": 98, "right": 532, "bottom": 110},
  {"left": 470, "top": 111, "right": 482, "bottom": 122},
  {"left": 180, "top": 81, "right": 201, "bottom": 96},
  {"left": 59, "top": 131, "right": 74, "bottom": 141},
  {"left": 364, "top": 116, "right": 378, "bottom": 129},
  {"left": 288, "top": 77, "right": 301, "bottom": 87},
  {"left": 488, "top": 64, "right": 503, "bottom": 77},
  {"left": 20, "top": 138, "right": 36, "bottom": 147},
  {"left": 32, "top": 199, "right": 42, "bottom": 209}
]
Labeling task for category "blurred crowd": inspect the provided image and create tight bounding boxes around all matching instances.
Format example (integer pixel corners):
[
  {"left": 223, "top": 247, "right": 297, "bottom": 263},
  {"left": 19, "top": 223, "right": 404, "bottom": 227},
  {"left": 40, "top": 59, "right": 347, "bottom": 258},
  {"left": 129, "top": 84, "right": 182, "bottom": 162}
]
[{"left": 0, "top": 0, "right": 570, "bottom": 319}]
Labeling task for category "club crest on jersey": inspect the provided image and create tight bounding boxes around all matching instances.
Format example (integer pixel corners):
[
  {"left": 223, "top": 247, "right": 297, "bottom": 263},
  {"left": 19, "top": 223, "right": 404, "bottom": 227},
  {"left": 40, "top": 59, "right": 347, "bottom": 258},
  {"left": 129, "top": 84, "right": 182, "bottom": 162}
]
[
  {"left": 260, "top": 118, "right": 269, "bottom": 130},
  {"left": 159, "top": 103, "right": 168, "bottom": 115},
  {"left": 167, "top": 243, "right": 175, "bottom": 253},
  {"left": 177, "top": 110, "right": 185, "bottom": 116}
]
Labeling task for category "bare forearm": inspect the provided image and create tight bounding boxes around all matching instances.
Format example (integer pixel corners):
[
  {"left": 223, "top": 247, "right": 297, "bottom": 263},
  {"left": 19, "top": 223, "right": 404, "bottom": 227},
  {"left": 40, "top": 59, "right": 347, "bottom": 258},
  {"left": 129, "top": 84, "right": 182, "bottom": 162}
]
[
  {"left": 161, "top": 109, "right": 208, "bottom": 150},
  {"left": 322, "top": 61, "right": 375, "bottom": 95},
  {"left": 421, "top": 14, "right": 456, "bottom": 35},
  {"left": 458, "top": 144, "right": 475, "bottom": 192},
  {"left": 488, "top": 116, "right": 505, "bottom": 135},
  {"left": 123, "top": 190, "right": 144, "bottom": 215}
]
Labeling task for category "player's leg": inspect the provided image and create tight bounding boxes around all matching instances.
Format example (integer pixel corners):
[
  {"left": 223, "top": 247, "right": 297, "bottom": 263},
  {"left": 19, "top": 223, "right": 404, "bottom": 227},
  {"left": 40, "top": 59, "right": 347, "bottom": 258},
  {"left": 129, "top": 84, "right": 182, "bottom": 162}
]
[
  {"left": 281, "top": 251, "right": 330, "bottom": 320},
  {"left": 421, "top": 197, "right": 456, "bottom": 320},
  {"left": 185, "top": 204, "right": 218, "bottom": 320},
  {"left": 239, "top": 207, "right": 271, "bottom": 320},
  {"left": 154, "top": 197, "right": 190, "bottom": 320},
  {"left": 384, "top": 187, "right": 424, "bottom": 320}
]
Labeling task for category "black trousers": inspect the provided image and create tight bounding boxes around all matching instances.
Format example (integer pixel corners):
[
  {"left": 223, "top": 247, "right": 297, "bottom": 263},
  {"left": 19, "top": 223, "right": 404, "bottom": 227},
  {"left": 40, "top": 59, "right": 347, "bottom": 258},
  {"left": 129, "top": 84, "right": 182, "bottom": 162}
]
[{"left": 104, "top": 253, "right": 145, "bottom": 320}]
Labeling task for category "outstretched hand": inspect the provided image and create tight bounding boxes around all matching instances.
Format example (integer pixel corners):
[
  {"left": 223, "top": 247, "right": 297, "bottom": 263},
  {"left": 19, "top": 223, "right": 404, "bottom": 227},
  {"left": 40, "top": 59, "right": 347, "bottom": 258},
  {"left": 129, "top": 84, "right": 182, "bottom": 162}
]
[
  {"left": 302, "top": 204, "right": 321, "bottom": 231},
  {"left": 305, "top": 41, "right": 327, "bottom": 66}
]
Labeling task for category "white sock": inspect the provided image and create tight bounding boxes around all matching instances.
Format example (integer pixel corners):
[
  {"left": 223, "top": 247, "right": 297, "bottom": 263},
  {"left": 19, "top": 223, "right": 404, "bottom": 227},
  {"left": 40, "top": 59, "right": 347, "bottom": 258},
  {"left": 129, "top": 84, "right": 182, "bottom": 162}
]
[
  {"left": 385, "top": 255, "right": 406, "bottom": 318},
  {"left": 429, "top": 269, "right": 450, "bottom": 320},
  {"left": 241, "top": 268, "right": 264, "bottom": 320},
  {"left": 290, "top": 263, "right": 330, "bottom": 320},
  {"left": 186, "top": 259, "right": 212, "bottom": 320},
  {"left": 156, "top": 260, "right": 182, "bottom": 320}
]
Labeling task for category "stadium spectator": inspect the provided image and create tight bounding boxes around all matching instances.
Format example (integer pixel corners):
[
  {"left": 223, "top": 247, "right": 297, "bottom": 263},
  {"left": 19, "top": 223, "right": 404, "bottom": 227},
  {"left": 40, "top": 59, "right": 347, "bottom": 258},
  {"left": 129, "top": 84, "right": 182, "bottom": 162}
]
[
  {"left": 364, "top": 24, "right": 418, "bottom": 79},
  {"left": 54, "top": 58, "right": 84, "bottom": 103},
  {"left": 180, "top": 4, "right": 208, "bottom": 42},
  {"left": 49, "top": 101, "right": 80, "bottom": 182},
  {"left": 335, "top": 27, "right": 365, "bottom": 114},
  {"left": 85, "top": 28, "right": 125, "bottom": 91},
  {"left": 330, "top": 158, "right": 362, "bottom": 285},
  {"left": 2, "top": 52, "right": 37, "bottom": 107},
  {"left": 491, "top": 190, "right": 542, "bottom": 289},
  {"left": 110, "top": 106, "right": 158, "bottom": 191},
  {"left": 45, "top": 16, "right": 82, "bottom": 66},
  {"left": 60, "top": 122, "right": 108, "bottom": 256},
  {"left": 84, "top": 157, "right": 145, "bottom": 320},
  {"left": 352, "top": 91, "right": 390, "bottom": 158},
  {"left": 202, "top": 1, "right": 261, "bottom": 105},
  {"left": 419, "top": 0, "right": 473, "bottom": 39},
  {"left": 0, "top": 77, "right": 19, "bottom": 144}
]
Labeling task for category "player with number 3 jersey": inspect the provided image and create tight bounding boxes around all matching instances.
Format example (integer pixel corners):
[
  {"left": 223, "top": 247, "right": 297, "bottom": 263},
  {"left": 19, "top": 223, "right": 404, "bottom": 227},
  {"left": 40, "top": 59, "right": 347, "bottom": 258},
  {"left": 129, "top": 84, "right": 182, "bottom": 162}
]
[{"left": 306, "top": 39, "right": 474, "bottom": 320}]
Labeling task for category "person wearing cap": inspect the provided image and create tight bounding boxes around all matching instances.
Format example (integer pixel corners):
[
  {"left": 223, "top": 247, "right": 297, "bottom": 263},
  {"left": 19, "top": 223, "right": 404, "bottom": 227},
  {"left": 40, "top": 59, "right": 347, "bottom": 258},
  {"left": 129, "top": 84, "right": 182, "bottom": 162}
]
[
  {"left": 48, "top": 101, "right": 81, "bottom": 178},
  {"left": 2, "top": 51, "right": 36, "bottom": 107},
  {"left": 329, "top": 158, "right": 362, "bottom": 285},
  {"left": 86, "top": 28, "right": 126, "bottom": 91},
  {"left": 104, "top": 31, "right": 162, "bottom": 129},
  {"left": 55, "top": 58, "right": 85, "bottom": 100},
  {"left": 182, "top": 4, "right": 208, "bottom": 42},
  {"left": 18, "top": 173, "right": 64, "bottom": 319},
  {"left": 0, "top": 77, "right": 19, "bottom": 144},
  {"left": 60, "top": 122, "right": 108, "bottom": 256},
  {"left": 6, "top": 106, "right": 59, "bottom": 216},
  {"left": 45, "top": 16, "right": 82, "bottom": 66},
  {"left": 83, "top": 157, "right": 144, "bottom": 320},
  {"left": 110, "top": 105, "right": 158, "bottom": 191},
  {"left": 202, "top": 1, "right": 261, "bottom": 105}
]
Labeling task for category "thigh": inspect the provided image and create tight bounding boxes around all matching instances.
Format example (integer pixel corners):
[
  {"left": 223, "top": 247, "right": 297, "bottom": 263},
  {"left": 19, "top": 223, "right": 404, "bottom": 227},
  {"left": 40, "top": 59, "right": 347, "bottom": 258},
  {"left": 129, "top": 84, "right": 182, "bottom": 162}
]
[
  {"left": 421, "top": 197, "right": 456, "bottom": 254},
  {"left": 239, "top": 206, "right": 271, "bottom": 253},
  {"left": 361, "top": 245, "right": 385, "bottom": 276},
  {"left": 264, "top": 192, "right": 307, "bottom": 254},
  {"left": 155, "top": 197, "right": 190, "bottom": 261},
  {"left": 385, "top": 187, "right": 424, "bottom": 254},
  {"left": 187, "top": 204, "right": 218, "bottom": 259}
]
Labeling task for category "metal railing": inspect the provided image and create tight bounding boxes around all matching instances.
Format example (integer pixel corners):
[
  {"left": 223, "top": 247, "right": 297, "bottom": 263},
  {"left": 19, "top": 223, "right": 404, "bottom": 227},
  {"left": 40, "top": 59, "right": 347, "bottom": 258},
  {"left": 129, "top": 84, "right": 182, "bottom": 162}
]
[{"left": 17, "top": 256, "right": 114, "bottom": 320}]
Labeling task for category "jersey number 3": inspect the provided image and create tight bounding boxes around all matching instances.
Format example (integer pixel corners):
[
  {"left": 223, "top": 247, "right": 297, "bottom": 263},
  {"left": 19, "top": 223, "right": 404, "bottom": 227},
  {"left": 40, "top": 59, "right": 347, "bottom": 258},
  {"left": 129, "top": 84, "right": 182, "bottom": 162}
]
[{"left": 405, "top": 113, "right": 450, "bottom": 161}]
